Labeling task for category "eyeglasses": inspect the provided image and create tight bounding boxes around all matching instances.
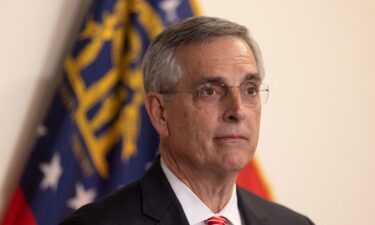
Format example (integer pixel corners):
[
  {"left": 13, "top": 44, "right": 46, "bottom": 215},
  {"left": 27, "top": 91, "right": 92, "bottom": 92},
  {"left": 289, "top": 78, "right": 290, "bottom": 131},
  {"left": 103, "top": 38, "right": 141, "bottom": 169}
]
[{"left": 163, "top": 81, "right": 269, "bottom": 107}]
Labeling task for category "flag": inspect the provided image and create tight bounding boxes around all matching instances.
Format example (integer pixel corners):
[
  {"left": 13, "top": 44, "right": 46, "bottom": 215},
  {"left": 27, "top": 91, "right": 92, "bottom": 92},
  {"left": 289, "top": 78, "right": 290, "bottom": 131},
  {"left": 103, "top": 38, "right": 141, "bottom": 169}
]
[
  {"left": 237, "top": 157, "right": 272, "bottom": 199},
  {"left": 2, "top": 0, "right": 200, "bottom": 224},
  {"left": 2, "top": 1, "right": 271, "bottom": 224}
]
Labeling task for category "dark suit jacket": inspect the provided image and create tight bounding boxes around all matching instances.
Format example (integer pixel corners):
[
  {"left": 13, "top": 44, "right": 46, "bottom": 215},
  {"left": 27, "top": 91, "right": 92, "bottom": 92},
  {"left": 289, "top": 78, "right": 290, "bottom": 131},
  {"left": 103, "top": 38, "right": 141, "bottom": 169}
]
[{"left": 60, "top": 159, "right": 314, "bottom": 225}]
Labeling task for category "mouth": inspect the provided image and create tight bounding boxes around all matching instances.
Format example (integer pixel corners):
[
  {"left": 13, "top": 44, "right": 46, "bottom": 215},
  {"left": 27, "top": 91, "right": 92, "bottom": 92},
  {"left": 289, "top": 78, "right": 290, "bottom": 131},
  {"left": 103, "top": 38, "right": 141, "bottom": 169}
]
[
  {"left": 214, "top": 135, "right": 249, "bottom": 141},
  {"left": 213, "top": 135, "right": 249, "bottom": 147},
  {"left": 214, "top": 134, "right": 249, "bottom": 146}
]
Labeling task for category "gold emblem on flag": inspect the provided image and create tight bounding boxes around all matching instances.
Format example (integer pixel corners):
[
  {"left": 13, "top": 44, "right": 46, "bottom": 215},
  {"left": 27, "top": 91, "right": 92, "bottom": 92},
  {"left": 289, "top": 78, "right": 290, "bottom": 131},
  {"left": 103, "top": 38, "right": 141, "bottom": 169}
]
[{"left": 63, "top": 0, "right": 164, "bottom": 178}]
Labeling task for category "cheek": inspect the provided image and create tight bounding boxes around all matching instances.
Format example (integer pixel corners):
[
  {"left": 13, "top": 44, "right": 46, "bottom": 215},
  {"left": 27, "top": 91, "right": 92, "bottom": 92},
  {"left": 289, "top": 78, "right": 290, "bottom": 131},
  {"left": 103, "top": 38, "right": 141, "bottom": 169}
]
[
  {"left": 173, "top": 107, "right": 216, "bottom": 148},
  {"left": 193, "top": 114, "right": 214, "bottom": 141},
  {"left": 249, "top": 109, "right": 261, "bottom": 144},
  {"left": 168, "top": 106, "right": 196, "bottom": 140}
]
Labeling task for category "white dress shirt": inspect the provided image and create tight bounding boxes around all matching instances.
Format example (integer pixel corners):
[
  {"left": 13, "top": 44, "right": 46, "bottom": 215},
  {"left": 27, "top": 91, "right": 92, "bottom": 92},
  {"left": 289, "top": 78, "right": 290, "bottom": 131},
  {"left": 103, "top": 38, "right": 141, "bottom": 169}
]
[{"left": 160, "top": 158, "right": 243, "bottom": 225}]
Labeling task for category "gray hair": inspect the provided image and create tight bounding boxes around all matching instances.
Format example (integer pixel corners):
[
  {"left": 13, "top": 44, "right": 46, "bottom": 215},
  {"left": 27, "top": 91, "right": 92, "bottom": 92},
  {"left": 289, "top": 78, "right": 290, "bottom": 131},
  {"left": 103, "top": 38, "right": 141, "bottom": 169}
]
[{"left": 142, "top": 16, "right": 264, "bottom": 94}]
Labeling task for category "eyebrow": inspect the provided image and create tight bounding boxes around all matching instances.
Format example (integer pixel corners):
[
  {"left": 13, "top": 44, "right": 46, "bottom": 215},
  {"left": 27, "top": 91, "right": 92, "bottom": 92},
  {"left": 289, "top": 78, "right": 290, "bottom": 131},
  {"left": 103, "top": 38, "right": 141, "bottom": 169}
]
[
  {"left": 193, "top": 77, "right": 225, "bottom": 87},
  {"left": 192, "top": 73, "right": 261, "bottom": 88},
  {"left": 243, "top": 73, "right": 261, "bottom": 83}
]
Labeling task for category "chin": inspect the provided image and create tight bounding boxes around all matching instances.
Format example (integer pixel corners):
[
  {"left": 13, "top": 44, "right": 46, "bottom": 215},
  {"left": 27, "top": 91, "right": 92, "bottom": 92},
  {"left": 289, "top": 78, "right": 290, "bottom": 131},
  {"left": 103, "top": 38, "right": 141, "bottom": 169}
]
[{"left": 221, "top": 154, "right": 252, "bottom": 172}]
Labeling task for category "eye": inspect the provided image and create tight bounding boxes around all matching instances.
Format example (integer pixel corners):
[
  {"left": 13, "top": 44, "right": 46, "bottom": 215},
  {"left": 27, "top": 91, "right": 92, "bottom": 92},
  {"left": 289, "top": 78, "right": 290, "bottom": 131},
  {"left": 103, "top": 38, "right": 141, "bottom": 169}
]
[
  {"left": 243, "top": 86, "right": 257, "bottom": 96},
  {"left": 198, "top": 84, "right": 223, "bottom": 100},
  {"left": 200, "top": 87, "right": 217, "bottom": 97}
]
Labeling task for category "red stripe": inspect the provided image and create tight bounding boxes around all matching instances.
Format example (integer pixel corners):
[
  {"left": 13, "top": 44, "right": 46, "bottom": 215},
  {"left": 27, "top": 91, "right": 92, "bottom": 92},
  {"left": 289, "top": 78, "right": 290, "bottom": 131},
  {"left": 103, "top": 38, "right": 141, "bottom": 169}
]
[
  {"left": 236, "top": 159, "right": 273, "bottom": 200},
  {"left": 1, "top": 186, "right": 37, "bottom": 225},
  {"left": 205, "top": 216, "right": 227, "bottom": 225}
]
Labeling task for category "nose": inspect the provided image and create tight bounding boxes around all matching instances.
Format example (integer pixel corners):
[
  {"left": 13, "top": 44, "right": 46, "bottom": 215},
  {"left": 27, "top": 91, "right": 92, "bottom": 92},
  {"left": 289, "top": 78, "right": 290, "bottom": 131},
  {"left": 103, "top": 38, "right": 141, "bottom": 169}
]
[{"left": 222, "top": 88, "right": 246, "bottom": 123}]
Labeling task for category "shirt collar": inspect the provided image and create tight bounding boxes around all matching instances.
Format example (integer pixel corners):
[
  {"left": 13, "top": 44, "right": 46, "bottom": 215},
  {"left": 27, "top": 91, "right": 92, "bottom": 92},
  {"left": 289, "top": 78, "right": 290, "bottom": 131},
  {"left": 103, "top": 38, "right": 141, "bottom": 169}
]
[{"left": 161, "top": 158, "right": 242, "bottom": 225}]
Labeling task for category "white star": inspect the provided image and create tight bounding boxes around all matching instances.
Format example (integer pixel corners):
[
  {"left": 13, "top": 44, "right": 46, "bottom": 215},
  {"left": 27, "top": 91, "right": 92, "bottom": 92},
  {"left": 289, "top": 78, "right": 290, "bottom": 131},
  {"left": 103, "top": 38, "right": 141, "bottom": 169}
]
[
  {"left": 36, "top": 125, "right": 48, "bottom": 137},
  {"left": 67, "top": 183, "right": 97, "bottom": 210},
  {"left": 39, "top": 152, "right": 63, "bottom": 191},
  {"left": 159, "top": 0, "right": 182, "bottom": 23}
]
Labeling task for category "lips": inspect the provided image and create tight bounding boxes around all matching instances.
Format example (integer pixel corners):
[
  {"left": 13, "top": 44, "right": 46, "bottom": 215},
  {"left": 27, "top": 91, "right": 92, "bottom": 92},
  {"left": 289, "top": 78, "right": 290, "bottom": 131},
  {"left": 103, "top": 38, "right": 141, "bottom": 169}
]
[
  {"left": 213, "top": 135, "right": 249, "bottom": 147},
  {"left": 214, "top": 134, "right": 249, "bottom": 140}
]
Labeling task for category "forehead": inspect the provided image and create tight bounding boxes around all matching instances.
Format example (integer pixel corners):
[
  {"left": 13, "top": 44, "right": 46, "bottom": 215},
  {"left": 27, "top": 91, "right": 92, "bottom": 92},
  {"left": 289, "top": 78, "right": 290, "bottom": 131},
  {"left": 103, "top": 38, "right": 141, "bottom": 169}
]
[{"left": 175, "top": 36, "right": 259, "bottom": 86}]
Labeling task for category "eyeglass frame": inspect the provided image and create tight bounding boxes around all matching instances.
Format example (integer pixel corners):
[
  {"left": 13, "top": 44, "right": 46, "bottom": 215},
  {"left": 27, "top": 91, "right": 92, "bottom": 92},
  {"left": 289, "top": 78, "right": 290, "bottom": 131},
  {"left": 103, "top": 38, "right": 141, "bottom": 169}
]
[{"left": 159, "top": 77, "right": 269, "bottom": 107}]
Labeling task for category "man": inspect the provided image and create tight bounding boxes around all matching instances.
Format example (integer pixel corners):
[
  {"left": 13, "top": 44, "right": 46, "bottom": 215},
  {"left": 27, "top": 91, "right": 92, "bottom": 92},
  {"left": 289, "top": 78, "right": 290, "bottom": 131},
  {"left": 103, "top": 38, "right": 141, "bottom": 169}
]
[{"left": 60, "top": 16, "right": 314, "bottom": 225}]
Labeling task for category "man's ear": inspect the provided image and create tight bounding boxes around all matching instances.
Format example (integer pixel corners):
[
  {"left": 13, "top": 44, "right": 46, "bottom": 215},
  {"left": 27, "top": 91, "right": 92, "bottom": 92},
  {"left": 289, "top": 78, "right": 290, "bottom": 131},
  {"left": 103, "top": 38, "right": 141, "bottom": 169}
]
[{"left": 144, "top": 93, "right": 169, "bottom": 137}]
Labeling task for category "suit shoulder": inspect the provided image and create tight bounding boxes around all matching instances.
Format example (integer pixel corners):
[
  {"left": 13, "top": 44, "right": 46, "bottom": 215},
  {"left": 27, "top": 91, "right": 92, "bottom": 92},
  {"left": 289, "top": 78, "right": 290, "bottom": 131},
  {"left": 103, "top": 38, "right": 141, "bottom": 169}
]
[
  {"left": 59, "top": 181, "right": 154, "bottom": 225},
  {"left": 237, "top": 187, "right": 314, "bottom": 225}
]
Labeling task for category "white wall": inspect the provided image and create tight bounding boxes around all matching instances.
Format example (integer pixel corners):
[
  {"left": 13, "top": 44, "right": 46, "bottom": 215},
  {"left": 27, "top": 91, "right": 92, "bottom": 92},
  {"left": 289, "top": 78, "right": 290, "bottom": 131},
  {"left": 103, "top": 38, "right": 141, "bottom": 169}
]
[
  {"left": 0, "top": 0, "right": 89, "bottom": 218},
  {"left": 1, "top": 0, "right": 374, "bottom": 224}
]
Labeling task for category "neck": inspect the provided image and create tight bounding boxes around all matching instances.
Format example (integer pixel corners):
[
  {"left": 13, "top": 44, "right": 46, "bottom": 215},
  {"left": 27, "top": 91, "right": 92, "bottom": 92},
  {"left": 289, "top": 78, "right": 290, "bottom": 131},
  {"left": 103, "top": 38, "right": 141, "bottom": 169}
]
[{"left": 161, "top": 150, "right": 237, "bottom": 213}]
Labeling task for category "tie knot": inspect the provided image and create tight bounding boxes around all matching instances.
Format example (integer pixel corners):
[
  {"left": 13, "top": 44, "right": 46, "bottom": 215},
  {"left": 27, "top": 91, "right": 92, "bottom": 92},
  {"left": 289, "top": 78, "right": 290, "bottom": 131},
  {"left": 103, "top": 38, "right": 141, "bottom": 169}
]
[{"left": 205, "top": 216, "right": 227, "bottom": 225}]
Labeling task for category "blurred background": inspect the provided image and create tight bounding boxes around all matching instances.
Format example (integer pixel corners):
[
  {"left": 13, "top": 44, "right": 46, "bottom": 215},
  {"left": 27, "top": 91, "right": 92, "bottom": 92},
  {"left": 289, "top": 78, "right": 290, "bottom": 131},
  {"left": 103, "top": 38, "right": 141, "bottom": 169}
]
[{"left": 1, "top": 0, "right": 374, "bottom": 224}]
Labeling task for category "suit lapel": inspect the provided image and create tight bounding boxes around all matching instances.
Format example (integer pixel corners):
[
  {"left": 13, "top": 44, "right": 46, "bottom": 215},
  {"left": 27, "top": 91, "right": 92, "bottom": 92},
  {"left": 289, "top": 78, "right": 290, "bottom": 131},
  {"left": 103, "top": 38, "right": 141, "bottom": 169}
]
[
  {"left": 237, "top": 187, "right": 269, "bottom": 225},
  {"left": 139, "top": 158, "right": 271, "bottom": 225},
  {"left": 139, "top": 157, "right": 189, "bottom": 225}
]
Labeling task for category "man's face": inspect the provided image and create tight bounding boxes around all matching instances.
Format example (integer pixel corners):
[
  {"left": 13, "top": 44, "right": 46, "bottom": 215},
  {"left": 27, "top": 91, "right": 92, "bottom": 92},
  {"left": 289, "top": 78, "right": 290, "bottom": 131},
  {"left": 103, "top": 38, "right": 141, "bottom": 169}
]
[{"left": 162, "top": 36, "right": 261, "bottom": 174}]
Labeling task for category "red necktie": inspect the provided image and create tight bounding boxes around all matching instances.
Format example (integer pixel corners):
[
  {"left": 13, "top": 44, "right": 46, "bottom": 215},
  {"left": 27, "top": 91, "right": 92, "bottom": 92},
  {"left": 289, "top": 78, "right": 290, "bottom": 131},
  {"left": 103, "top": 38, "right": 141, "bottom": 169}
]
[{"left": 205, "top": 216, "right": 227, "bottom": 225}]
